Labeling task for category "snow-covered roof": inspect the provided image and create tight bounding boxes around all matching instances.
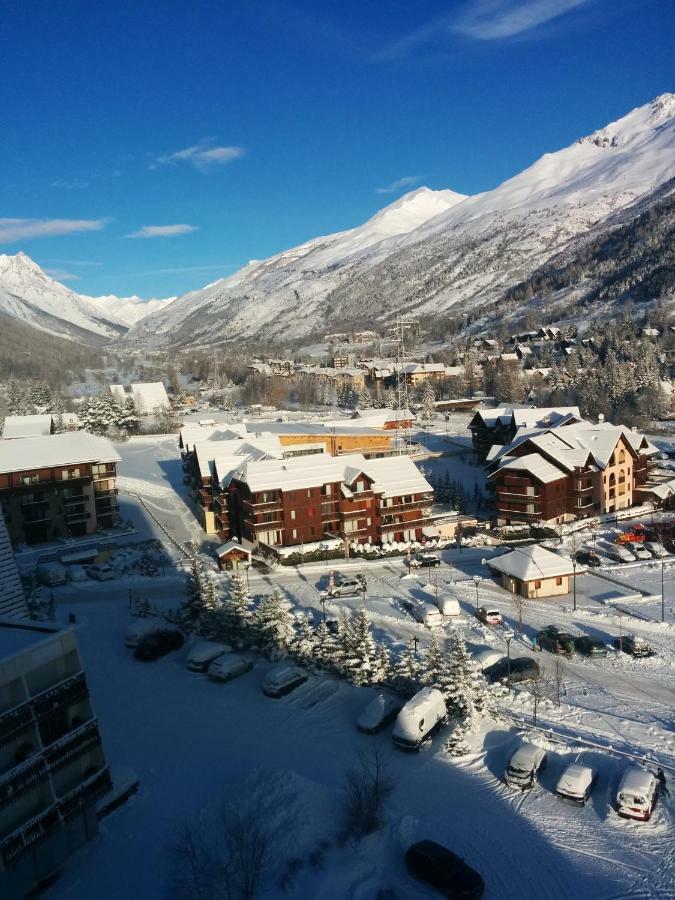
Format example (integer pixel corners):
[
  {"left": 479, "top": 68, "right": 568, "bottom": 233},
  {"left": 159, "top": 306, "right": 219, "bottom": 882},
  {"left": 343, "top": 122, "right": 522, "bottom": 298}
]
[
  {"left": 2, "top": 414, "right": 53, "bottom": 440},
  {"left": 494, "top": 453, "right": 568, "bottom": 484},
  {"left": 216, "top": 539, "right": 254, "bottom": 558},
  {"left": 618, "top": 767, "right": 655, "bottom": 796},
  {"left": 130, "top": 382, "right": 170, "bottom": 412},
  {"left": 352, "top": 408, "right": 415, "bottom": 427},
  {"left": 487, "top": 544, "right": 582, "bottom": 582},
  {"left": 346, "top": 454, "right": 432, "bottom": 499},
  {"left": 109, "top": 384, "right": 127, "bottom": 403},
  {"left": 0, "top": 431, "right": 120, "bottom": 475},
  {"left": 511, "top": 407, "right": 581, "bottom": 430},
  {"left": 239, "top": 454, "right": 346, "bottom": 493}
]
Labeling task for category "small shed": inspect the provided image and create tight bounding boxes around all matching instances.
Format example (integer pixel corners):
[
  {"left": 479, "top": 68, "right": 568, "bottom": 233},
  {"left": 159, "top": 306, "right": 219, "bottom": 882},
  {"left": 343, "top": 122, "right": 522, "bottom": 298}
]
[
  {"left": 486, "top": 544, "right": 584, "bottom": 599},
  {"left": 216, "top": 539, "right": 253, "bottom": 572}
]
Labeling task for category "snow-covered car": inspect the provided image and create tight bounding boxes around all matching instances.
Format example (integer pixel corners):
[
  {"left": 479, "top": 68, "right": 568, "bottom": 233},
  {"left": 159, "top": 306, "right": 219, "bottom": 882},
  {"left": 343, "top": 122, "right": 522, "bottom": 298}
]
[
  {"left": 262, "top": 665, "right": 308, "bottom": 698},
  {"left": 409, "top": 553, "right": 441, "bottom": 569},
  {"left": 573, "top": 636, "right": 607, "bottom": 658},
  {"left": 613, "top": 634, "right": 653, "bottom": 657},
  {"left": 644, "top": 541, "right": 668, "bottom": 557},
  {"left": 392, "top": 688, "right": 447, "bottom": 750},
  {"left": 187, "top": 640, "right": 231, "bottom": 672},
  {"left": 357, "top": 693, "right": 402, "bottom": 734},
  {"left": 87, "top": 563, "right": 114, "bottom": 581},
  {"left": 37, "top": 562, "right": 66, "bottom": 586},
  {"left": 616, "top": 766, "right": 658, "bottom": 821},
  {"left": 134, "top": 629, "right": 184, "bottom": 661},
  {"left": 505, "top": 743, "right": 547, "bottom": 789},
  {"left": 596, "top": 540, "right": 634, "bottom": 563},
  {"left": 475, "top": 607, "right": 502, "bottom": 626},
  {"left": 410, "top": 603, "right": 443, "bottom": 628},
  {"left": 555, "top": 763, "right": 596, "bottom": 804},
  {"left": 405, "top": 841, "right": 485, "bottom": 900},
  {"left": 484, "top": 657, "right": 539, "bottom": 684},
  {"left": 207, "top": 654, "right": 253, "bottom": 682},
  {"left": 66, "top": 564, "right": 88, "bottom": 582},
  {"left": 574, "top": 550, "right": 601, "bottom": 568},
  {"left": 630, "top": 544, "right": 652, "bottom": 561},
  {"left": 474, "top": 648, "right": 505, "bottom": 672},
  {"left": 124, "top": 620, "right": 166, "bottom": 649},
  {"left": 436, "top": 594, "right": 461, "bottom": 617},
  {"left": 537, "top": 626, "right": 575, "bottom": 657}
]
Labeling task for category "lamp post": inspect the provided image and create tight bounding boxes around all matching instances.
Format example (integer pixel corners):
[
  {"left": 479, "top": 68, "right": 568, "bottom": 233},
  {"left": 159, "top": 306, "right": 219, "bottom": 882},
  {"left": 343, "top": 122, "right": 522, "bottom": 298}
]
[
  {"left": 572, "top": 559, "right": 577, "bottom": 613},
  {"left": 413, "top": 635, "right": 419, "bottom": 657},
  {"left": 661, "top": 555, "right": 665, "bottom": 624},
  {"left": 320, "top": 594, "right": 326, "bottom": 623},
  {"left": 472, "top": 574, "right": 482, "bottom": 612},
  {"left": 504, "top": 629, "right": 515, "bottom": 686},
  {"left": 243, "top": 561, "right": 251, "bottom": 593}
]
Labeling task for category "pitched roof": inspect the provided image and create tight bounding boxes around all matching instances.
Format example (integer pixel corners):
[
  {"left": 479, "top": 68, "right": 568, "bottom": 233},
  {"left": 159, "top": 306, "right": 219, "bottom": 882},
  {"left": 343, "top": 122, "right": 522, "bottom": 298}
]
[
  {"left": 109, "top": 384, "right": 127, "bottom": 403},
  {"left": 2, "top": 415, "right": 53, "bottom": 440},
  {"left": 494, "top": 453, "right": 567, "bottom": 484},
  {"left": 130, "top": 382, "right": 170, "bottom": 411},
  {"left": 487, "top": 544, "right": 581, "bottom": 581},
  {"left": 0, "top": 514, "right": 28, "bottom": 618},
  {"left": 0, "top": 432, "right": 120, "bottom": 475}
]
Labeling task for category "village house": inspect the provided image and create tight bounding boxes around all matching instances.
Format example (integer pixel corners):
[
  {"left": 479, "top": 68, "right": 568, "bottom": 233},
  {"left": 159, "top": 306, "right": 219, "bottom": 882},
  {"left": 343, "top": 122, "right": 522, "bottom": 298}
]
[
  {"left": 2, "top": 415, "right": 55, "bottom": 440},
  {"left": 486, "top": 543, "right": 584, "bottom": 598},
  {"left": 0, "top": 432, "right": 120, "bottom": 544}
]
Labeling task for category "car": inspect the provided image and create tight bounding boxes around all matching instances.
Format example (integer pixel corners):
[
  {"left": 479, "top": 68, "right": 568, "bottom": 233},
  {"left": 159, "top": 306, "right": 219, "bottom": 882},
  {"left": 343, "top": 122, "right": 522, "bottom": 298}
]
[
  {"left": 616, "top": 766, "right": 658, "bottom": 821},
  {"left": 187, "top": 640, "right": 231, "bottom": 672},
  {"left": 409, "top": 553, "right": 441, "bottom": 569},
  {"left": 207, "top": 654, "right": 253, "bottom": 682},
  {"left": 555, "top": 763, "right": 597, "bottom": 804},
  {"left": 537, "top": 626, "right": 575, "bottom": 657},
  {"left": 483, "top": 656, "right": 539, "bottom": 684},
  {"left": 505, "top": 743, "right": 547, "bottom": 790},
  {"left": 573, "top": 636, "right": 608, "bottom": 658},
  {"left": 613, "top": 634, "right": 653, "bottom": 657},
  {"left": 323, "top": 576, "right": 366, "bottom": 598},
  {"left": 410, "top": 603, "right": 444, "bottom": 628},
  {"left": 405, "top": 840, "right": 485, "bottom": 899},
  {"left": 474, "top": 648, "right": 505, "bottom": 672},
  {"left": 357, "top": 693, "right": 401, "bottom": 734},
  {"left": 574, "top": 550, "right": 601, "bottom": 568},
  {"left": 134, "top": 629, "right": 184, "bottom": 661},
  {"left": 644, "top": 541, "right": 668, "bottom": 558},
  {"left": 630, "top": 544, "right": 652, "bottom": 561},
  {"left": 475, "top": 607, "right": 502, "bottom": 626},
  {"left": 262, "top": 665, "right": 308, "bottom": 698},
  {"left": 87, "top": 563, "right": 114, "bottom": 581}
]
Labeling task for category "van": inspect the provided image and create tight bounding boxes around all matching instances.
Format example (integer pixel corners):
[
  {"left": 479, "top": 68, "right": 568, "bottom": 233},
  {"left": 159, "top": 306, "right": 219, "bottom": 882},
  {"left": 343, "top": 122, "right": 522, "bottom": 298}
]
[
  {"left": 616, "top": 766, "right": 658, "bottom": 821},
  {"left": 187, "top": 640, "right": 231, "bottom": 672},
  {"left": 37, "top": 562, "right": 66, "bottom": 586},
  {"left": 87, "top": 563, "right": 114, "bottom": 581},
  {"left": 436, "top": 594, "right": 461, "bottom": 617},
  {"left": 208, "top": 654, "right": 252, "bottom": 682},
  {"left": 411, "top": 603, "right": 443, "bottom": 628},
  {"left": 124, "top": 620, "right": 165, "bottom": 649},
  {"left": 474, "top": 648, "right": 504, "bottom": 672},
  {"left": 597, "top": 540, "right": 633, "bottom": 563},
  {"left": 505, "top": 743, "right": 547, "bottom": 789},
  {"left": 392, "top": 687, "right": 447, "bottom": 750}
]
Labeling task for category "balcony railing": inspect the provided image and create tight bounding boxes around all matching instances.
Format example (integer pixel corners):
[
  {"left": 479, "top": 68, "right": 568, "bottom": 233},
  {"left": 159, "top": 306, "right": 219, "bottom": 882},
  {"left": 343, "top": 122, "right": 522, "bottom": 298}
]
[
  {"left": 44, "top": 720, "right": 102, "bottom": 773},
  {"left": 20, "top": 497, "right": 49, "bottom": 508},
  {"left": 0, "top": 756, "right": 49, "bottom": 811},
  {"left": 0, "top": 767, "right": 112, "bottom": 867},
  {"left": 0, "top": 673, "right": 88, "bottom": 746}
]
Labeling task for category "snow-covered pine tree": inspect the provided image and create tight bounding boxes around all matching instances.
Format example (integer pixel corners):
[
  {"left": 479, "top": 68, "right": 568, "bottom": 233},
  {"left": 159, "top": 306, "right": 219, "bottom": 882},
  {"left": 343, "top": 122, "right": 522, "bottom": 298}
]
[
  {"left": 180, "top": 556, "right": 205, "bottom": 632},
  {"left": 393, "top": 638, "right": 422, "bottom": 696},
  {"left": 332, "top": 608, "right": 355, "bottom": 674},
  {"left": 30, "top": 380, "right": 52, "bottom": 412},
  {"left": 356, "top": 383, "right": 373, "bottom": 409},
  {"left": 292, "top": 613, "right": 317, "bottom": 666},
  {"left": 119, "top": 395, "right": 140, "bottom": 433},
  {"left": 344, "top": 608, "right": 378, "bottom": 685},
  {"left": 313, "top": 619, "right": 336, "bottom": 669},
  {"left": 253, "top": 588, "right": 297, "bottom": 658},
  {"left": 420, "top": 380, "right": 436, "bottom": 426},
  {"left": 371, "top": 641, "right": 391, "bottom": 685},
  {"left": 224, "top": 572, "right": 253, "bottom": 646},
  {"left": 196, "top": 572, "right": 223, "bottom": 638}
]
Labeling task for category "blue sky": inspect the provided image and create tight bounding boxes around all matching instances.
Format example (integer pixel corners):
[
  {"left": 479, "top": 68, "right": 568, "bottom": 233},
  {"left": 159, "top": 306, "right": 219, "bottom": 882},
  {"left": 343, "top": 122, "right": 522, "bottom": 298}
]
[{"left": 1, "top": 0, "right": 672, "bottom": 299}]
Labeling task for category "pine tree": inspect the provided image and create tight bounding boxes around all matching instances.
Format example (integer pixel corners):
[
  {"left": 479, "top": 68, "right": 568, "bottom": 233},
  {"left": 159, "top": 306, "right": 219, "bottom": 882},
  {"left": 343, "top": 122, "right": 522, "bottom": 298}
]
[
  {"left": 420, "top": 380, "right": 436, "bottom": 426},
  {"left": 356, "top": 383, "right": 373, "bottom": 409},
  {"left": 180, "top": 556, "right": 205, "bottom": 632},
  {"left": 344, "top": 608, "right": 378, "bottom": 685},
  {"left": 314, "top": 619, "right": 336, "bottom": 668},
  {"left": 224, "top": 572, "right": 253, "bottom": 646},
  {"left": 371, "top": 641, "right": 391, "bottom": 684},
  {"left": 30, "top": 380, "right": 52, "bottom": 412},
  {"left": 253, "top": 588, "right": 297, "bottom": 657},
  {"left": 292, "top": 613, "right": 317, "bottom": 666},
  {"left": 332, "top": 608, "right": 354, "bottom": 674},
  {"left": 196, "top": 573, "right": 223, "bottom": 638},
  {"left": 393, "top": 639, "right": 422, "bottom": 695}
]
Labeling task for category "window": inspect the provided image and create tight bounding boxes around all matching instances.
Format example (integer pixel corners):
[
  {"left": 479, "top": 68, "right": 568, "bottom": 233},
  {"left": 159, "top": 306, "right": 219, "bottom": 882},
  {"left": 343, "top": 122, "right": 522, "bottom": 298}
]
[
  {"left": 535, "top": 580, "right": 541, "bottom": 589},
  {"left": 61, "top": 468, "right": 80, "bottom": 480},
  {"left": 21, "top": 474, "right": 39, "bottom": 485},
  {"left": 307, "top": 489, "right": 312, "bottom": 498},
  {"left": 307, "top": 507, "right": 315, "bottom": 518},
  {"left": 91, "top": 464, "right": 107, "bottom": 476},
  {"left": 323, "top": 484, "right": 331, "bottom": 496},
  {"left": 292, "top": 529, "right": 297, "bottom": 539},
  {"left": 290, "top": 510, "right": 296, "bottom": 520},
  {"left": 556, "top": 577, "right": 563, "bottom": 586},
  {"left": 366, "top": 517, "right": 371, "bottom": 526},
  {"left": 355, "top": 481, "right": 365, "bottom": 493}
]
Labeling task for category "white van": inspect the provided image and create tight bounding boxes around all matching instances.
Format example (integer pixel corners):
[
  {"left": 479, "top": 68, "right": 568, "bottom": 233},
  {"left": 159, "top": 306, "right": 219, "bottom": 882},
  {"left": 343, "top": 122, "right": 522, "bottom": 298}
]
[
  {"left": 392, "top": 687, "right": 447, "bottom": 750},
  {"left": 474, "top": 648, "right": 504, "bottom": 672},
  {"left": 37, "top": 562, "right": 66, "bottom": 586},
  {"left": 616, "top": 766, "right": 658, "bottom": 821},
  {"left": 124, "top": 620, "right": 165, "bottom": 649},
  {"left": 411, "top": 603, "right": 443, "bottom": 628},
  {"left": 505, "top": 743, "right": 547, "bottom": 789},
  {"left": 436, "top": 594, "right": 461, "bottom": 617},
  {"left": 596, "top": 540, "right": 634, "bottom": 563},
  {"left": 187, "top": 640, "right": 230, "bottom": 672}
]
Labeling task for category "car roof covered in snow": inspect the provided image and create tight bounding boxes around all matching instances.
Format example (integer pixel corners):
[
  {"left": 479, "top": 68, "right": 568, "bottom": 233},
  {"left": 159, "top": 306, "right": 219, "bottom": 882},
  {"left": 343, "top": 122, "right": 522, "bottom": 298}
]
[
  {"left": 618, "top": 766, "right": 655, "bottom": 795},
  {"left": 556, "top": 763, "right": 594, "bottom": 792},
  {"left": 398, "top": 686, "right": 444, "bottom": 716},
  {"left": 510, "top": 743, "right": 545, "bottom": 768},
  {"left": 357, "top": 694, "right": 399, "bottom": 728}
]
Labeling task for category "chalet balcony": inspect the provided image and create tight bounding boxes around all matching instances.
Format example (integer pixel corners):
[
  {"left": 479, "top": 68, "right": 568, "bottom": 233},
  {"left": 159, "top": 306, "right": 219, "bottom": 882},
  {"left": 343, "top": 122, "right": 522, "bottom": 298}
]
[
  {"left": 497, "top": 490, "right": 541, "bottom": 501},
  {"left": 20, "top": 496, "right": 49, "bottom": 508},
  {"left": 0, "top": 767, "right": 112, "bottom": 867},
  {"left": 380, "top": 514, "right": 431, "bottom": 531},
  {"left": 250, "top": 497, "right": 283, "bottom": 509},
  {"left": 31, "top": 673, "right": 89, "bottom": 726},
  {"left": 22, "top": 510, "right": 51, "bottom": 524},
  {"left": 245, "top": 516, "right": 283, "bottom": 529},
  {"left": 93, "top": 487, "right": 118, "bottom": 498},
  {"left": 65, "top": 504, "right": 89, "bottom": 521},
  {"left": 44, "top": 720, "right": 102, "bottom": 774},
  {"left": 0, "top": 757, "right": 49, "bottom": 811}
]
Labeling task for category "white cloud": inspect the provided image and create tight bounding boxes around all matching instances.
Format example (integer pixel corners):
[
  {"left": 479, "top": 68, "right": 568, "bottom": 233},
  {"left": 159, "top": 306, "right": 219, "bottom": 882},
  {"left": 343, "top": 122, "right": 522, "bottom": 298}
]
[
  {"left": 126, "top": 224, "right": 200, "bottom": 239},
  {"left": 155, "top": 139, "right": 245, "bottom": 172},
  {"left": 375, "top": 175, "right": 423, "bottom": 194},
  {"left": 0, "top": 218, "right": 107, "bottom": 244},
  {"left": 133, "top": 263, "right": 235, "bottom": 276},
  {"left": 456, "top": 0, "right": 591, "bottom": 40},
  {"left": 51, "top": 178, "right": 89, "bottom": 190},
  {"left": 44, "top": 268, "right": 80, "bottom": 282}
]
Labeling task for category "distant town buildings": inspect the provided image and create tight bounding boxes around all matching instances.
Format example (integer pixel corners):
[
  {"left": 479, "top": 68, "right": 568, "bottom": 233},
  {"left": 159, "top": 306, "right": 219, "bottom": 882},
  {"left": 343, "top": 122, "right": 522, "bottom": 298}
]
[{"left": 108, "top": 382, "right": 169, "bottom": 412}]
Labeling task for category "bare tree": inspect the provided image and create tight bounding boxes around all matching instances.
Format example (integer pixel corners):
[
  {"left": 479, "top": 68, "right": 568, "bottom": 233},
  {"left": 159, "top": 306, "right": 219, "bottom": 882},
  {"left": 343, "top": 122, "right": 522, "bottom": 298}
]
[
  {"left": 529, "top": 663, "right": 549, "bottom": 727},
  {"left": 169, "top": 821, "right": 231, "bottom": 900},
  {"left": 341, "top": 743, "right": 397, "bottom": 840},
  {"left": 552, "top": 656, "right": 566, "bottom": 706},
  {"left": 511, "top": 592, "right": 525, "bottom": 634},
  {"left": 221, "top": 804, "right": 270, "bottom": 900}
]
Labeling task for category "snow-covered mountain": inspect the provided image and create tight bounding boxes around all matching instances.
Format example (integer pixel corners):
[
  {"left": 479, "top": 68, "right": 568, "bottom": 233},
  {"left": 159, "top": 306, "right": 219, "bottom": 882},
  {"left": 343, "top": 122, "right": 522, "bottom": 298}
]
[
  {"left": 0, "top": 253, "right": 169, "bottom": 342},
  {"left": 126, "top": 93, "right": 675, "bottom": 349}
]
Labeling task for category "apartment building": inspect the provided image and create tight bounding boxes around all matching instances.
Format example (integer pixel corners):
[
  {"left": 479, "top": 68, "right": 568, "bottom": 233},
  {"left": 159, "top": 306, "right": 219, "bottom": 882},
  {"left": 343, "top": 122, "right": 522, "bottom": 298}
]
[
  {"left": 0, "top": 433, "right": 120, "bottom": 545},
  {"left": 469, "top": 406, "right": 582, "bottom": 459},
  {"left": 219, "top": 452, "right": 433, "bottom": 549},
  {"left": 0, "top": 623, "right": 112, "bottom": 896},
  {"left": 489, "top": 420, "right": 659, "bottom": 525}
]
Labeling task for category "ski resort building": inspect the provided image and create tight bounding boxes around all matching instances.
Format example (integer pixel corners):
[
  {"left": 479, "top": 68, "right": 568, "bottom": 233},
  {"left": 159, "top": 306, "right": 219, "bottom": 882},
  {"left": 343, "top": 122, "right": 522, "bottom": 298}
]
[
  {"left": 2, "top": 416, "right": 55, "bottom": 441},
  {"left": 486, "top": 544, "right": 583, "bottom": 598},
  {"left": 488, "top": 419, "right": 659, "bottom": 525},
  {"left": 0, "top": 433, "right": 120, "bottom": 545},
  {"left": 469, "top": 406, "right": 582, "bottom": 459},
  {"left": 0, "top": 622, "right": 112, "bottom": 897}
]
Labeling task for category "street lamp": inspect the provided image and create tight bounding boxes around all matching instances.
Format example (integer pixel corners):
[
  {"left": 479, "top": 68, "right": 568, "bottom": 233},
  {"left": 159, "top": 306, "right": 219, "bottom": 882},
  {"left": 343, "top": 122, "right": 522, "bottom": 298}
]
[
  {"left": 572, "top": 559, "right": 577, "bottom": 613},
  {"left": 320, "top": 594, "right": 327, "bottom": 623},
  {"left": 661, "top": 555, "right": 665, "bottom": 624},
  {"left": 472, "top": 574, "right": 482, "bottom": 611},
  {"left": 243, "top": 561, "right": 251, "bottom": 592},
  {"left": 503, "top": 629, "right": 515, "bottom": 686}
]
